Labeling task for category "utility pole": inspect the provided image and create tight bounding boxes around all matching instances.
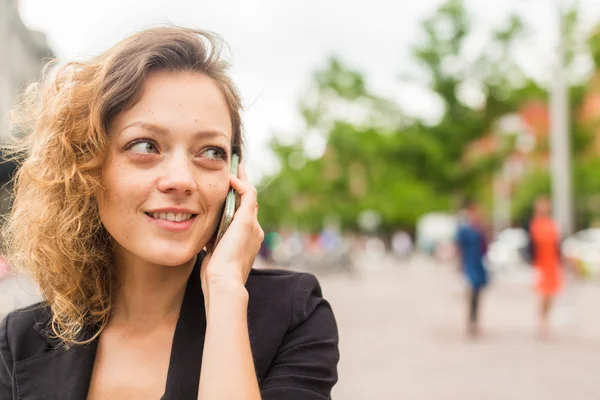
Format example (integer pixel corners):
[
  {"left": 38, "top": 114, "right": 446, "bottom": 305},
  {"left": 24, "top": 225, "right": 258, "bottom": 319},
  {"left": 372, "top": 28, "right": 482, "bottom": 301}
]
[{"left": 549, "top": 0, "right": 574, "bottom": 236}]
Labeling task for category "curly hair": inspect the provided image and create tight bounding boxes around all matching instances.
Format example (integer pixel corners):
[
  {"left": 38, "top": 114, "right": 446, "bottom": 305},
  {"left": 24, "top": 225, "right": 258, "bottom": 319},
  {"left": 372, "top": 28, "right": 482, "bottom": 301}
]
[{"left": 2, "top": 27, "right": 244, "bottom": 346}]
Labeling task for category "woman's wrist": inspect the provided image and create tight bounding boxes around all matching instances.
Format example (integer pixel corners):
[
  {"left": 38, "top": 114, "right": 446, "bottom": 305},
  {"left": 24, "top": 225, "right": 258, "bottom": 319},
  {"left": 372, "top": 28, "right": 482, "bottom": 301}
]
[{"left": 202, "top": 272, "right": 249, "bottom": 308}]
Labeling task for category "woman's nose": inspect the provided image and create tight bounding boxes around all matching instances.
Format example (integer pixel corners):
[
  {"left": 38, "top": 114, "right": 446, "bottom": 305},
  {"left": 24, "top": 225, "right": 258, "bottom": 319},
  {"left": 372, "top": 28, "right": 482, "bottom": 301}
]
[{"left": 156, "top": 154, "right": 197, "bottom": 195}]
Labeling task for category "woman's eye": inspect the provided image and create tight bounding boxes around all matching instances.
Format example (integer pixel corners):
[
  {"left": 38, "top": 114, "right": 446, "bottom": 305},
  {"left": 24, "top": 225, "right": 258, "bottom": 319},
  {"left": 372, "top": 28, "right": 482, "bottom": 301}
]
[
  {"left": 129, "top": 140, "right": 158, "bottom": 154},
  {"left": 201, "top": 147, "right": 227, "bottom": 160}
]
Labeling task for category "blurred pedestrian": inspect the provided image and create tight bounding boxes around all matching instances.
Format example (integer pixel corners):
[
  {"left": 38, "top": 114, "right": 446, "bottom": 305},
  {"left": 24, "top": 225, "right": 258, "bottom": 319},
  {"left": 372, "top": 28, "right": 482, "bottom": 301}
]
[
  {"left": 257, "top": 235, "right": 275, "bottom": 267},
  {"left": 526, "top": 195, "right": 563, "bottom": 338},
  {"left": 455, "top": 200, "right": 489, "bottom": 338},
  {"left": 305, "top": 232, "right": 322, "bottom": 253},
  {"left": 391, "top": 230, "right": 413, "bottom": 259}
]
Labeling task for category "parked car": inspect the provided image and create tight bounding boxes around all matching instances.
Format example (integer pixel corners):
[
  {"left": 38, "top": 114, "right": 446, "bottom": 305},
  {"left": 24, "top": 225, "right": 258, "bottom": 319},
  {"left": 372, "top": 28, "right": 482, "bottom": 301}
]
[
  {"left": 485, "top": 228, "right": 530, "bottom": 271},
  {"left": 562, "top": 228, "right": 600, "bottom": 279}
]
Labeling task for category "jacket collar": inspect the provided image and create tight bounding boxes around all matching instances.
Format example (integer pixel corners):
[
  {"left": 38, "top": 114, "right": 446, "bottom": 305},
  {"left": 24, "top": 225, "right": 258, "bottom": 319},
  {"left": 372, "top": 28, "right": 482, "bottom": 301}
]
[{"left": 14, "top": 333, "right": 98, "bottom": 400}]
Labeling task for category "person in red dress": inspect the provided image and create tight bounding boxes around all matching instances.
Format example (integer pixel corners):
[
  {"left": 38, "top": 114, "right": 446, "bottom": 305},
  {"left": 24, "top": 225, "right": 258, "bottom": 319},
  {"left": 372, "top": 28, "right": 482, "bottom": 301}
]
[{"left": 528, "top": 196, "right": 563, "bottom": 337}]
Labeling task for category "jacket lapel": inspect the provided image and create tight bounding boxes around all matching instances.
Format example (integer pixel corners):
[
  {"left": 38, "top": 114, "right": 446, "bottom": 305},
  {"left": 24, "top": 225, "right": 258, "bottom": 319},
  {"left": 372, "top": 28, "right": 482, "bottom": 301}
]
[
  {"left": 162, "top": 252, "right": 206, "bottom": 400},
  {"left": 14, "top": 308, "right": 97, "bottom": 400},
  {"left": 14, "top": 338, "right": 98, "bottom": 400}
]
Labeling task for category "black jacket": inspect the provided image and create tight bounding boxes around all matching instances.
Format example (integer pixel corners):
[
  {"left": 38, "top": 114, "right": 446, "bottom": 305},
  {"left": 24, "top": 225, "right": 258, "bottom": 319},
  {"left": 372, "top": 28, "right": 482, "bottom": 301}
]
[{"left": 0, "top": 256, "right": 339, "bottom": 399}]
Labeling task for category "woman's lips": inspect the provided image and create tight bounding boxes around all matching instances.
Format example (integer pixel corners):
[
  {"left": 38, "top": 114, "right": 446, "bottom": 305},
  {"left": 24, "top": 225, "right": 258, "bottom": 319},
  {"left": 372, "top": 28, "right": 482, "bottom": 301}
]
[{"left": 145, "top": 212, "right": 196, "bottom": 231}]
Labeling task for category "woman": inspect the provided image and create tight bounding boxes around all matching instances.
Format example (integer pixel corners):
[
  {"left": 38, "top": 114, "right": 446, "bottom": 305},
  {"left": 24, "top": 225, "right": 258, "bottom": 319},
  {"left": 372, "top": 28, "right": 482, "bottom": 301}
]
[
  {"left": 528, "top": 195, "right": 562, "bottom": 337},
  {"left": 0, "top": 27, "right": 339, "bottom": 399}
]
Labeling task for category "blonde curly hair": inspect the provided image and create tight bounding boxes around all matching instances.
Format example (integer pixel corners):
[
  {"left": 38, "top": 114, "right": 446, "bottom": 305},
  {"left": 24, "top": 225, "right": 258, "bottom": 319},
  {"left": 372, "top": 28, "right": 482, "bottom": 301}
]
[{"left": 2, "top": 27, "right": 244, "bottom": 346}]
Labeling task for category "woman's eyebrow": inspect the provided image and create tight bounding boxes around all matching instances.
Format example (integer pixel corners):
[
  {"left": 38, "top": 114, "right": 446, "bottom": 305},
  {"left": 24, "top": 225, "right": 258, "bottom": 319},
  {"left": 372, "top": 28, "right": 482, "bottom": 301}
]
[{"left": 118, "top": 121, "right": 229, "bottom": 140}]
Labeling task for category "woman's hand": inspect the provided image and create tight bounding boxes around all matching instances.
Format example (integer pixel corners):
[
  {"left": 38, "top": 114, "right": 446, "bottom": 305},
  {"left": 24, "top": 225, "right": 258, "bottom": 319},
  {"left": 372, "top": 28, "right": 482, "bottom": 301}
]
[
  {"left": 200, "top": 163, "right": 264, "bottom": 293},
  {"left": 198, "top": 163, "right": 263, "bottom": 399}
]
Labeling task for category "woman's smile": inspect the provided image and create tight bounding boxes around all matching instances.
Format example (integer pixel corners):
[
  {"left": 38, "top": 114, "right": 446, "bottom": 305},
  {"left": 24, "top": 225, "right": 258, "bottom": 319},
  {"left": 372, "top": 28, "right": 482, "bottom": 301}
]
[{"left": 145, "top": 209, "right": 199, "bottom": 232}]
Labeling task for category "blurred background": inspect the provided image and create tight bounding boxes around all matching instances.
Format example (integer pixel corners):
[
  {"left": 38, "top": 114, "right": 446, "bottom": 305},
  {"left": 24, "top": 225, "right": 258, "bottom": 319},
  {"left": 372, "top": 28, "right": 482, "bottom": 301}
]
[{"left": 3, "top": 0, "right": 600, "bottom": 398}]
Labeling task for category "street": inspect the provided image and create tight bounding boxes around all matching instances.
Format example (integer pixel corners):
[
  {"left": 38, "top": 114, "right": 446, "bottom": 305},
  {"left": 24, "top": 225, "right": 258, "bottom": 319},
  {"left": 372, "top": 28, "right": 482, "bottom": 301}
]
[
  {"left": 319, "top": 254, "right": 600, "bottom": 399},
  {"left": 1, "top": 255, "right": 600, "bottom": 399}
]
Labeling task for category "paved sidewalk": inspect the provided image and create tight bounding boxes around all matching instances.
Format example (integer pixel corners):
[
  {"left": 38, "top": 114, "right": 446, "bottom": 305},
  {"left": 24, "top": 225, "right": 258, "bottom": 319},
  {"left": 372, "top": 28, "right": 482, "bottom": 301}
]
[{"left": 318, "top": 254, "right": 600, "bottom": 399}]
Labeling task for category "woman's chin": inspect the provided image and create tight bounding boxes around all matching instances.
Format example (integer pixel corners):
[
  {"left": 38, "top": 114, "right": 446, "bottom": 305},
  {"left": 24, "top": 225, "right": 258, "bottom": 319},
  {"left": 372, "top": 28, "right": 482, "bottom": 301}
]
[
  {"left": 114, "top": 236, "right": 208, "bottom": 268},
  {"left": 158, "top": 256, "right": 196, "bottom": 267},
  {"left": 142, "top": 246, "right": 202, "bottom": 267}
]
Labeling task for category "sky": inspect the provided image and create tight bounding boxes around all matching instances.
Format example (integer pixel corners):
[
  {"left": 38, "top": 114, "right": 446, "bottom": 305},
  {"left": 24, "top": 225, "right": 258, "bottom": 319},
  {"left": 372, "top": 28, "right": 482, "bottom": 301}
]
[{"left": 18, "top": 0, "right": 600, "bottom": 183}]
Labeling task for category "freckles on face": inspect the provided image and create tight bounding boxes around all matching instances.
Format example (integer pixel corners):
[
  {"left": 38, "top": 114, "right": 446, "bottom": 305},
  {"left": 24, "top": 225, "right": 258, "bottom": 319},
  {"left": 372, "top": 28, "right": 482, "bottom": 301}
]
[
  {"left": 98, "top": 158, "right": 151, "bottom": 245},
  {"left": 203, "top": 181, "right": 227, "bottom": 214},
  {"left": 195, "top": 174, "right": 229, "bottom": 216}
]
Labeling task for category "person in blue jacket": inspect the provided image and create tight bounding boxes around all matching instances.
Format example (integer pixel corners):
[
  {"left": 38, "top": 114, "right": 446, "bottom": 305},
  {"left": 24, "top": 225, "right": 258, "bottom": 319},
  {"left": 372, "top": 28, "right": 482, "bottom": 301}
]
[{"left": 455, "top": 200, "right": 489, "bottom": 338}]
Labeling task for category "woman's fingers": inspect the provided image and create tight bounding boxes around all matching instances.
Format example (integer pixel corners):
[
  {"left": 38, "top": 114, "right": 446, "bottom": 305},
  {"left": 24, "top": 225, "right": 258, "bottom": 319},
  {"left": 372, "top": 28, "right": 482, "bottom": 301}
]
[
  {"left": 238, "top": 163, "right": 249, "bottom": 181},
  {"left": 230, "top": 176, "right": 256, "bottom": 209},
  {"left": 229, "top": 164, "right": 258, "bottom": 218},
  {"left": 228, "top": 164, "right": 263, "bottom": 243},
  {"left": 238, "top": 165, "right": 259, "bottom": 218}
]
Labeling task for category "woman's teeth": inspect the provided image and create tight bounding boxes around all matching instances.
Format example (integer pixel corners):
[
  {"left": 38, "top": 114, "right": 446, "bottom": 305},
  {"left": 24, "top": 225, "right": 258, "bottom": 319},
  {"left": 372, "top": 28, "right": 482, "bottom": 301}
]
[{"left": 149, "top": 212, "right": 194, "bottom": 222}]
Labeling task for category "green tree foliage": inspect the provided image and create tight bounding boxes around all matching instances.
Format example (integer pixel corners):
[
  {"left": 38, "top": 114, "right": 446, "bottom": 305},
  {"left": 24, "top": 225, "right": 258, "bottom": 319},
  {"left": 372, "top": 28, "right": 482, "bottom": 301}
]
[{"left": 258, "top": 0, "right": 598, "bottom": 233}]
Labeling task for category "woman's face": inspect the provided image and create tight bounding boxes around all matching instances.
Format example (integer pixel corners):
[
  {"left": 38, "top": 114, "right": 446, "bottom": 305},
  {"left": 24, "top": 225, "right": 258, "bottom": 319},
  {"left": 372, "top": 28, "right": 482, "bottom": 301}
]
[{"left": 99, "top": 70, "right": 233, "bottom": 267}]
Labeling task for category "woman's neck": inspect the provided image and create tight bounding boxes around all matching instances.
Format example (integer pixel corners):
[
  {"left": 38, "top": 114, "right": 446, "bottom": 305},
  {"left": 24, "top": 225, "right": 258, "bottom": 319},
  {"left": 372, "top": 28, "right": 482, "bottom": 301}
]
[{"left": 109, "top": 251, "right": 197, "bottom": 330}]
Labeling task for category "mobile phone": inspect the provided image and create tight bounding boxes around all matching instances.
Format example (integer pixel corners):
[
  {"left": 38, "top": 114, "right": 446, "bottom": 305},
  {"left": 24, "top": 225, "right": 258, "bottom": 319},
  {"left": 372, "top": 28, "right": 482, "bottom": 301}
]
[{"left": 214, "top": 153, "right": 240, "bottom": 246}]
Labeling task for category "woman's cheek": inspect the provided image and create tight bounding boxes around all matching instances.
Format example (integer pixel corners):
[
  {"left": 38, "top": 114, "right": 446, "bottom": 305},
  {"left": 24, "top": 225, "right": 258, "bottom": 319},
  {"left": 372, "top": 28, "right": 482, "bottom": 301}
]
[{"left": 206, "top": 176, "right": 230, "bottom": 204}]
